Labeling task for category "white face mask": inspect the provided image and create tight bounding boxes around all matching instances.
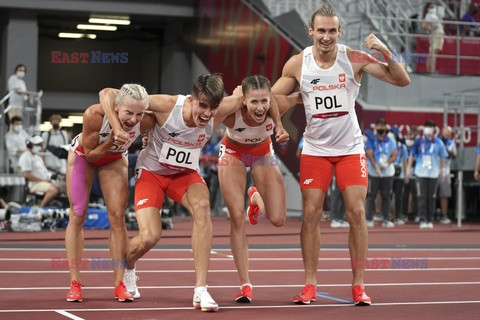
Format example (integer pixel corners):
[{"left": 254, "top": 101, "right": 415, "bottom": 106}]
[
  {"left": 32, "top": 146, "right": 42, "bottom": 154},
  {"left": 387, "top": 132, "right": 396, "bottom": 140},
  {"left": 424, "top": 127, "right": 434, "bottom": 136},
  {"left": 428, "top": 7, "right": 436, "bottom": 14},
  {"left": 14, "top": 125, "right": 23, "bottom": 133},
  {"left": 363, "top": 135, "right": 368, "bottom": 143},
  {"left": 405, "top": 139, "right": 414, "bottom": 147},
  {"left": 16, "top": 71, "right": 25, "bottom": 78}
]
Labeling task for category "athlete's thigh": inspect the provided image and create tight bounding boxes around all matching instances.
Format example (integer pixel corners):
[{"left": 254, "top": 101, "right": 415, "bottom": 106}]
[
  {"left": 66, "top": 151, "right": 94, "bottom": 211},
  {"left": 180, "top": 181, "right": 210, "bottom": 215},
  {"left": 334, "top": 154, "right": 368, "bottom": 191},
  {"left": 136, "top": 206, "right": 163, "bottom": 237},
  {"left": 97, "top": 157, "right": 128, "bottom": 212},
  {"left": 250, "top": 153, "right": 286, "bottom": 219},
  {"left": 218, "top": 153, "right": 247, "bottom": 216}
]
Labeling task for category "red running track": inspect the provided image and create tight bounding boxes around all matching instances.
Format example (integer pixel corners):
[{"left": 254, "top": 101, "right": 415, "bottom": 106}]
[{"left": 0, "top": 217, "right": 479, "bottom": 320}]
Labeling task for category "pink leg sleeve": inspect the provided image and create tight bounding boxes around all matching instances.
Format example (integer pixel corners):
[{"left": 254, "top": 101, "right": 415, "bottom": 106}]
[{"left": 71, "top": 154, "right": 89, "bottom": 216}]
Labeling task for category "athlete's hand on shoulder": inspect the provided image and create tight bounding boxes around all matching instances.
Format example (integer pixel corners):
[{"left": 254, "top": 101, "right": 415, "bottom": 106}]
[
  {"left": 364, "top": 33, "right": 392, "bottom": 61},
  {"left": 141, "top": 134, "right": 149, "bottom": 149},
  {"left": 232, "top": 85, "right": 243, "bottom": 97},
  {"left": 275, "top": 126, "right": 289, "bottom": 144}
]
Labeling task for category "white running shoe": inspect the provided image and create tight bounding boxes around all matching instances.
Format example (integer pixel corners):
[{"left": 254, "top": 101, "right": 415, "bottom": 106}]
[
  {"left": 330, "top": 220, "right": 343, "bottom": 228},
  {"left": 366, "top": 220, "right": 374, "bottom": 228},
  {"left": 419, "top": 222, "right": 429, "bottom": 229},
  {"left": 382, "top": 221, "right": 395, "bottom": 228},
  {"left": 193, "top": 288, "right": 219, "bottom": 312},
  {"left": 124, "top": 269, "right": 140, "bottom": 299}
]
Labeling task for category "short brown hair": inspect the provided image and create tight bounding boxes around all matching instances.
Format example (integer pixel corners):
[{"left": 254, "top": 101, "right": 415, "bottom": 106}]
[
  {"left": 309, "top": 3, "right": 342, "bottom": 30},
  {"left": 50, "top": 114, "right": 62, "bottom": 123},
  {"left": 192, "top": 74, "right": 224, "bottom": 108}
]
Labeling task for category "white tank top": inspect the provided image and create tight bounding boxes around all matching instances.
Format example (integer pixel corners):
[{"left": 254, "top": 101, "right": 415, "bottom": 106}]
[
  {"left": 71, "top": 115, "right": 140, "bottom": 154},
  {"left": 226, "top": 109, "right": 274, "bottom": 144},
  {"left": 136, "top": 95, "right": 213, "bottom": 175},
  {"left": 300, "top": 44, "right": 364, "bottom": 156}
]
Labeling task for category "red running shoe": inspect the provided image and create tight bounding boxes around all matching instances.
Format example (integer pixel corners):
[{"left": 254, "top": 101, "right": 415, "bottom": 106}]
[
  {"left": 66, "top": 280, "right": 84, "bottom": 302},
  {"left": 235, "top": 284, "right": 253, "bottom": 303},
  {"left": 352, "top": 285, "right": 371, "bottom": 306},
  {"left": 114, "top": 281, "right": 134, "bottom": 302},
  {"left": 293, "top": 284, "right": 316, "bottom": 304},
  {"left": 247, "top": 187, "right": 260, "bottom": 225}
]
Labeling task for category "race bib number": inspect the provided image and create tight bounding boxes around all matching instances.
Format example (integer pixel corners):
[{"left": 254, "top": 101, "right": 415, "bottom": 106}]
[
  {"left": 158, "top": 142, "right": 200, "bottom": 171},
  {"left": 309, "top": 90, "right": 349, "bottom": 118}
]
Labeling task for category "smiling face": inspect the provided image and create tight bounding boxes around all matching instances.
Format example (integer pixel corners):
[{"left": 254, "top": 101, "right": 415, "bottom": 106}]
[
  {"left": 308, "top": 15, "right": 342, "bottom": 54},
  {"left": 243, "top": 88, "right": 270, "bottom": 124},
  {"left": 114, "top": 96, "right": 147, "bottom": 132},
  {"left": 190, "top": 94, "right": 218, "bottom": 128}
]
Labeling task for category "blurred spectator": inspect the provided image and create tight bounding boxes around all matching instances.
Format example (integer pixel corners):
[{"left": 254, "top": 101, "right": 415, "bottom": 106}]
[
  {"left": 406, "top": 120, "right": 448, "bottom": 229},
  {"left": 18, "top": 135, "right": 61, "bottom": 207},
  {"left": 403, "top": 126, "right": 419, "bottom": 221},
  {"left": 6, "top": 64, "right": 28, "bottom": 119},
  {"left": 390, "top": 126, "right": 409, "bottom": 225},
  {"left": 41, "top": 114, "right": 69, "bottom": 174},
  {"left": 329, "top": 174, "right": 348, "bottom": 228},
  {"left": 461, "top": 2, "right": 480, "bottom": 36},
  {"left": 438, "top": 126, "right": 456, "bottom": 224},
  {"left": 475, "top": 143, "right": 480, "bottom": 181},
  {"left": 422, "top": 2, "right": 445, "bottom": 73},
  {"left": 208, "top": 127, "right": 225, "bottom": 215},
  {"left": 365, "top": 119, "right": 397, "bottom": 228},
  {"left": 5, "top": 116, "right": 29, "bottom": 173},
  {"left": 296, "top": 136, "right": 304, "bottom": 159}
]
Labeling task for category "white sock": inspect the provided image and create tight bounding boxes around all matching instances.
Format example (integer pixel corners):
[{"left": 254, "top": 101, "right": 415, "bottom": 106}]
[
  {"left": 125, "top": 268, "right": 135, "bottom": 276},
  {"left": 194, "top": 285, "right": 208, "bottom": 294},
  {"left": 241, "top": 283, "right": 252, "bottom": 289}
]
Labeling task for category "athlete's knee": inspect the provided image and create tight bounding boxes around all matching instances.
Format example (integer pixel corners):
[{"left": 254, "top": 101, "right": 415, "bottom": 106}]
[
  {"left": 269, "top": 214, "right": 285, "bottom": 227},
  {"left": 229, "top": 210, "right": 247, "bottom": 229},
  {"left": 303, "top": 203, "right": 320, "bottom": 219},
  {"left": 139, "top": 229, "right": 161, "bottom": 249},
  {"left": 109, "top": 212, "right": 127, "bottom": 230},
  {"left": 346, "top": 206, "right": 365, "bottom": 225}
]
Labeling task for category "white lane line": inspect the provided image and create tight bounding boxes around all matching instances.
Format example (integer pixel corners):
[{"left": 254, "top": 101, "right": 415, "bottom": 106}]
[
  {"left": 1, "top": 281, "right": 479, "bottom": 291},
  {"left": 1, "top": 256, "right": 480, "bottom": 261},
  {"left": 55, "top": 310, "right": 85, "bottom": 320},
  {"left": 1, "top": 267, "right": 479, "bottom": 274},
  {"left": 0, "top": 248, "right": 479, "bottom": 251},
  {"left": 0, "top": 300, "right": 479, "bottom": 313}
]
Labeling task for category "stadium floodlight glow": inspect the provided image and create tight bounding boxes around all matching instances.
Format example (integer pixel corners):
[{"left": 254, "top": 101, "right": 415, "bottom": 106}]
[
  {"left": 67, "top": 116, "right": 84, "bottom": 124},
  {"left": 89, "top": 17, "right": 130, "bottom": 25},
  {"left": 86, "top": 34, "right": 97, "bottom": 39},
  {"left": 77, "top": 24, "right": 117, "bottom": 31},
  {"left": 58, "top": 32, "right": 84, "bottom": 38}
]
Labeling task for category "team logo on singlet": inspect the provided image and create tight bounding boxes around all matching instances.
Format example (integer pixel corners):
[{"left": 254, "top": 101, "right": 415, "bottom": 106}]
[
  {"left": 310, "top": 78, "right": 321, "bottom": 84},
  {"left": 266, "top": 123, "right": 273, "bottom": 131},
  {"left": 100, "top": 133, "right": 109, "bottom": 138},
  {"left": 339, "top": 73, "right": 346, "bottom": 82},
  {"left": 198, "top": 134, "right": 206, "bottom": 142},
  {"left": 235, "top": 128, "right": 246, "bottom": 133},
  {"left": 168, "top": 132, "right": 180, "bottom": 137}
]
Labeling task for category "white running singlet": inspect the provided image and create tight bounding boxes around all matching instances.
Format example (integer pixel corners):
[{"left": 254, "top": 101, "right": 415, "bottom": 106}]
[
  {"left": 71, "top": 115, "right": 140, "bottom": 155},
  {"left": 226, "top": 109, "right": 274, "bottom": 144},
  {"left": 136, "top": 95, "right": 213, "bottom": 175},
  {"left": 300, "top": 44, "right": 364, "bottom": 156}
]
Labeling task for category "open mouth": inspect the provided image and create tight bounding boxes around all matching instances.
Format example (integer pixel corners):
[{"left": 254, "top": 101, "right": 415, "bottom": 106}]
[
  {"left": 123, "top": 122, "right": 134, "bottom": 131},
  {"left": 197, "top": 115, "right": 210, "bottom": 126},
  {"left": 253, "top": 110, "right": 266, "bottom": 122}
]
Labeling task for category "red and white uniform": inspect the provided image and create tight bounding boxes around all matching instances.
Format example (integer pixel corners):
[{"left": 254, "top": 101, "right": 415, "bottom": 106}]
[
  {"left": 300, "top": 44, "right": 364, "bottom": 156},
  {"left": 70, "top": 115, "right": 140, "bottom": 158},
  {"left": 226, "top": 109, "right": 274, "bottom": 144},
  {"left": 136, "top": 95, "right": 213, "bottom": 175}
]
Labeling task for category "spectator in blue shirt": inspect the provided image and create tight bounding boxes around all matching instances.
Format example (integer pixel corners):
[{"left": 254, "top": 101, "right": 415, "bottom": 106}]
[
  {"left": 461, "top": 3, "right": 480, "bottom": 36},
  {"left": 365, "top": 118, "right": 397, "bottom": 227},
  {"left": 474, "top": 143, "right": 480, "bottom": 181},
  {"left": 406, "top": 120, "right": 448, "bottom": 229},
  {"left": 390, "top": 126, "right": 409, "bottom": 225},
  {"left": 438, "top": 126, "right": 456, "bottom": 224}
]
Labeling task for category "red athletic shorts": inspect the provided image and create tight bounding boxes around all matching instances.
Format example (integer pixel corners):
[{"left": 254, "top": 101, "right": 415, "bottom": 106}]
[
  {"left": 134, "top": 168, "right": 206, "bottom": 211},
  {"left": 74, "top": 145, "right": 125, "bottom": 167},
  {"left": 299, "top": 154, "right": 368, "bottom": 192},
  {"left": 219, "top": 137, "right": 273, "bottom": 167}
]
